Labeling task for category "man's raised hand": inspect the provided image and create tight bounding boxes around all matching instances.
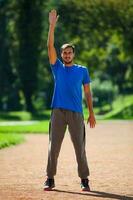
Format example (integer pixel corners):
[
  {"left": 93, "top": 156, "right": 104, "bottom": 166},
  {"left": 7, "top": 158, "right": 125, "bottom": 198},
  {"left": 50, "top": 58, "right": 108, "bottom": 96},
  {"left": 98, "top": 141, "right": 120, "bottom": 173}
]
[{"left": 49, "top": 10, "right": 59, "bottom": 26}]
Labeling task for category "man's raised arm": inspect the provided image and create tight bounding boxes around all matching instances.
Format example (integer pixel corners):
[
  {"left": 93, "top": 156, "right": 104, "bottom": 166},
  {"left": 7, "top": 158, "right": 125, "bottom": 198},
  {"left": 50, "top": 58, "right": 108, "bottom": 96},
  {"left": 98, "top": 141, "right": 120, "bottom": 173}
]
[{"left": 47, "top": 10, "right": 59, "bottom": 65}]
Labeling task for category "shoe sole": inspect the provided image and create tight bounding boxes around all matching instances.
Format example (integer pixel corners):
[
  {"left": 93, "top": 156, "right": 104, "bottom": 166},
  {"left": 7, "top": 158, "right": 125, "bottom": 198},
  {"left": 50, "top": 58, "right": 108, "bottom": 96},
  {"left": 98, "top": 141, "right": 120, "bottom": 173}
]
[
  {"left": 81, "top": 187, "right": 90, "bottom": 192},
  {"left": 44, "top": 186, "right": 55, "bottom": 191}
]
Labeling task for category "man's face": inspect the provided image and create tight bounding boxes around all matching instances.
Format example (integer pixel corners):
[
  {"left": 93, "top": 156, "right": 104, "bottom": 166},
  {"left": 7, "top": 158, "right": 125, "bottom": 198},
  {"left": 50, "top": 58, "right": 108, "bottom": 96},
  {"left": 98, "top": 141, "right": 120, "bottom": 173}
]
[{"left": 61, "top": 47, "right": 75, "bottom": 65}]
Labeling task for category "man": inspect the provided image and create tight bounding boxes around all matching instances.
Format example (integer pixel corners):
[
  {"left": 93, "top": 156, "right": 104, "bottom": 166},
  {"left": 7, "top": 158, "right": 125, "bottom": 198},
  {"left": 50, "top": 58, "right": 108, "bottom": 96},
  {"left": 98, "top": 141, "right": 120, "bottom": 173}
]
[{"left": 44, "top": 9, "right": 96, "bottom": 191}]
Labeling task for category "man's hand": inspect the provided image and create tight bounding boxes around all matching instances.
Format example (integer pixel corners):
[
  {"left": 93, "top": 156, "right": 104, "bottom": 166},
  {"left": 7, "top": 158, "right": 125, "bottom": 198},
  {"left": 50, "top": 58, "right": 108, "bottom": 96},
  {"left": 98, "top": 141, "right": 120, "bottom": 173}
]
[
  {"left": 87, "top": 112, "right": 96, "bottom": 128},
  {"left": 49, "top": 9, "right": 59, "bottom": 27},
  {"left": 47, "top": 10, "right": 59, "bottom": 64}
]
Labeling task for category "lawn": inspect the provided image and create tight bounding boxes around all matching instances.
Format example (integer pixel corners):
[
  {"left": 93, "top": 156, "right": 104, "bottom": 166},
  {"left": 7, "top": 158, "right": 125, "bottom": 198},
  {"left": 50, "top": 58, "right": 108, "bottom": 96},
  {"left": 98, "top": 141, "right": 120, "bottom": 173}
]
[
  {"left": 0, "top": 94, "right": 132, "bottom": 149},
  {"left": 0, "top": 95, "right": 132, "bottom": 134},
  {"left": 0, "top": 133, "right": 25, "bottom": 149},
  {"left": 102, "top": 95, "right": 133, "bottom": 119},
  {"left": 0, "top": 110, "right": 51, "bottom": 121},
  {"left": 0, "top": 121, "right": 49, "bottom": 134}
]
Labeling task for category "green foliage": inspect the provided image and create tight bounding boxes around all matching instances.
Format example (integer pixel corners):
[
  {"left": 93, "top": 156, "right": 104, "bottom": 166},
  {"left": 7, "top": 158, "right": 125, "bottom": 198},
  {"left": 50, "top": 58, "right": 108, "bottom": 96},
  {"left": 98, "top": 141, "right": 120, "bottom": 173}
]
[
  {"left": 0, "top": 133, "right": 25, "bottom": 149},
  {"left": 83, "top": 95, "right": 133, "bottom": 120},
  {"left": 0, "top": 110, "right": 51, "bottom": 121},
  {"left": 0, "top": 0, "right": 133, "bottom": 112},
  {"left": 0, "top": 111, "right": 32, "bottom": 121},
  {"left": 0, "top": 0, "right": 21, "bottom": 111},
  {"left": 57, "top": 0, "right": 133, "bottom": 102},
  {"left": 16, "top": 0, "right": 44, "bottom": 112},
  {"left": 92, "top": 79, "right": 118, "bottom": 107},
  {"left": 103, "top": 95, "right": 133, "bottom": 119}
]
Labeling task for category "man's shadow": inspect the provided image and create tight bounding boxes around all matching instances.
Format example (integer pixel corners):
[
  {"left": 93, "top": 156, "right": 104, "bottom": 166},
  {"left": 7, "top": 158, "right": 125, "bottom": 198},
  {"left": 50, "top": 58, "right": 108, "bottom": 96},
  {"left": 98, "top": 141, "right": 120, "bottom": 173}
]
[{"left": 53, "top": 189, "right": 133, "bottom": 200}]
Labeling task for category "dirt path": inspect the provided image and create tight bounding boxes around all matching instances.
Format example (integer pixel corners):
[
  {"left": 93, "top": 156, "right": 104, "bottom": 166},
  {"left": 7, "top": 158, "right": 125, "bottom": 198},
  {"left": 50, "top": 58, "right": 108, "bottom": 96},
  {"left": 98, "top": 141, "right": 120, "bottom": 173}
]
[{"left": 0, "top": 121, "right": 133, "bottom": 200}]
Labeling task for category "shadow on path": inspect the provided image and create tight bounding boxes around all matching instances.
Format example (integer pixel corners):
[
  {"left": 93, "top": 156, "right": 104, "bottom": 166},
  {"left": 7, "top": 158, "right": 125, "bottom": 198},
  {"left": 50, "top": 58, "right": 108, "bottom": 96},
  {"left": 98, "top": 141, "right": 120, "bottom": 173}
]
[{"left": 53, "top": 189, "right": 133, "bottom": 200}]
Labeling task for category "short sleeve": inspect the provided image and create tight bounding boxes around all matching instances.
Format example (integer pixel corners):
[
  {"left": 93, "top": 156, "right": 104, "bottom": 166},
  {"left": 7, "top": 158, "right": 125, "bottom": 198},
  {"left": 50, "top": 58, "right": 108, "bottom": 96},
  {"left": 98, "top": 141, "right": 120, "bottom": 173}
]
[
  {"left": 82, "top": 67, "right": 91, "bottom": 85},
  {"left": 50, "top": 59, "right": 63, "bottom": 75},
  {"left": 50, "top": 58, "right": 62, "bottom": 68}
]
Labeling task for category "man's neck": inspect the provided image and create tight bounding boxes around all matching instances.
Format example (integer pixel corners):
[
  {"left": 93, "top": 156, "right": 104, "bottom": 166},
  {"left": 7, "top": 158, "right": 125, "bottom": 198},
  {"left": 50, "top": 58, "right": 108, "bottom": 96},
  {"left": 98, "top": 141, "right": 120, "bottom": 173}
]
[{"left": 64, "top": 62, "right": 74, "bottom": 67}]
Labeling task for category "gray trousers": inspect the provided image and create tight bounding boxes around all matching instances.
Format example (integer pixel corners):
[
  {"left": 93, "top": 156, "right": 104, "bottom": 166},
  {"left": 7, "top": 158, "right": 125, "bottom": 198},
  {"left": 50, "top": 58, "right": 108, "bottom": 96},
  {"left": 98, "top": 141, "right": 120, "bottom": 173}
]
[{"left": 46, "top": 108, "right": 90, "bottom": 179}]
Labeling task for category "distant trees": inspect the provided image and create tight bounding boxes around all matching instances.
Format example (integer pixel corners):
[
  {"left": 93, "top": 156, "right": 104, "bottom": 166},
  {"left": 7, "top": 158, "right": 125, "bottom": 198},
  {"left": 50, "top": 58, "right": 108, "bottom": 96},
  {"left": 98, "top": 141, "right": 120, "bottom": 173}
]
[
  {"left": 16, "top": 0, "right": 43, "bottom": 112},
  {"left": 0, "top": 0, "right": 132, "bottom": 112},
  {"left": 0, "top": 0, "right": 20, "bottom": 111},
  {"left": 57, "top": 0, "right": 133, "bottom": 105}
]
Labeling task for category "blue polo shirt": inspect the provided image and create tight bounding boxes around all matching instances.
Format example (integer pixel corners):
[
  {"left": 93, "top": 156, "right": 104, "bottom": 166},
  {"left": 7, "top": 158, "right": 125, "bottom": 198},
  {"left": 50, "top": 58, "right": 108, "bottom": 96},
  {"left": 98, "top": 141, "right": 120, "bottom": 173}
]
[{"left": 51, "top": 59, "right": 91, "bottom": 113}]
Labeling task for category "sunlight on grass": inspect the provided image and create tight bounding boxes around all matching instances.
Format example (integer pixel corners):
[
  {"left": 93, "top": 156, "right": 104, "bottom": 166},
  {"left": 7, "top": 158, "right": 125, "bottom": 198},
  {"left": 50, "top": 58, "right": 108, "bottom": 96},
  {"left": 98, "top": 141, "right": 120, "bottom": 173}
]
[
  {"left": 103, "top": 95, "right": 133, "bottom": 119},
  {"left": 0, "top": 110, "right": 51, "bottom": 121},
  {"left": 0, "top": 133, "right": 25, "bottom": 149},
  {"left": 0, "top": 121, "right": 49, "bottom": 134}
]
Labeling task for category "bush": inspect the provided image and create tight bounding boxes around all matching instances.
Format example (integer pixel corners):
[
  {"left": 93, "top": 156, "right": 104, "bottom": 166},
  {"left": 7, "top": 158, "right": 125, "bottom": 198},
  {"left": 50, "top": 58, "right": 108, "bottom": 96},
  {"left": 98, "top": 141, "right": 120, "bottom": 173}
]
[{"left": 92, "top": 79, "right": 118, "bottom": 107}]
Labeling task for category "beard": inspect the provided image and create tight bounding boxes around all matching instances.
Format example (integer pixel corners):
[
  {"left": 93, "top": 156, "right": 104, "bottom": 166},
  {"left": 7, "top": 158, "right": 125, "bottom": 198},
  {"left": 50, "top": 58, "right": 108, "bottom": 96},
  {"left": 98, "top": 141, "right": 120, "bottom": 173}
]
[{"left": 62, "top": 58, "right": 73, "bottom": 65}]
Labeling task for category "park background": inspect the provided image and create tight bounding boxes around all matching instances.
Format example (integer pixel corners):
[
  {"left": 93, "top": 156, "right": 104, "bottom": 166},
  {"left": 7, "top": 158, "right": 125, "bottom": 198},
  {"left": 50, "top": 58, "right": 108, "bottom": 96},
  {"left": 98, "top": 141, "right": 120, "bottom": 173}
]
[{"left": 0, "top": 0, "right": 133, "bottom": 148}]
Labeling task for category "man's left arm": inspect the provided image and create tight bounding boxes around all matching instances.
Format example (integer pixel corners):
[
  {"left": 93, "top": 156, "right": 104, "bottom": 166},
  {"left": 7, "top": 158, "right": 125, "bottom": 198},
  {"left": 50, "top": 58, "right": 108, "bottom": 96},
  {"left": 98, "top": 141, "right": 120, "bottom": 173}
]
[{"left": 83, "top": 84, "right": 96, "bottom": 128}]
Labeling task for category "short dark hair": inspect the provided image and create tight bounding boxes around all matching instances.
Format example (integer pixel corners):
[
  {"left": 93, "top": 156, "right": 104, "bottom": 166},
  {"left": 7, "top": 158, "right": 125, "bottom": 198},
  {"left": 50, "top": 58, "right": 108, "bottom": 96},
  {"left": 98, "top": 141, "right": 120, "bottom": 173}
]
[{"left": 60, "top": 43, "right": 75, "bottom": 53}]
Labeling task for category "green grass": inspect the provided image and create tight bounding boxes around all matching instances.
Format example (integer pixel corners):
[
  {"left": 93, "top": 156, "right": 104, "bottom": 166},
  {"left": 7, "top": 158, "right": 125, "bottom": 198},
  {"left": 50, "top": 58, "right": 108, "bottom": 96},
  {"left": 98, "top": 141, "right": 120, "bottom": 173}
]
[
  {"left": 103, "top": 95, "right": 133, "bottom": 119},
  {"left": 0, "top": 94, "right": 132, "bottom": 150},
  {"left": 0, "top": 133, "right": 25, "bottom": 149},
  {"left": 0, "top": 120, "right": 49, "bottom": 134},
  {"left": 0, "top": 94, "right": 132, "bottom": 139},
  {"left": 0, "top": 110, "right": 51, "bottom": 121},
  {"left": 83, "top": 94, "right": 133, "bottom": 120},
  {"left": 0, "top": 120, "right": 49, "bottom": 149}
]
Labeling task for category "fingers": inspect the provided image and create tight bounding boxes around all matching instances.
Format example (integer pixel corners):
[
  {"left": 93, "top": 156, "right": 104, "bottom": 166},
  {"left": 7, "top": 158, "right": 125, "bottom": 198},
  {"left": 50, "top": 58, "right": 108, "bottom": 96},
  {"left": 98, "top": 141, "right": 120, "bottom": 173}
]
[
  {"left": 56, "top": 15, "right": 59, "bottom": 22},
  {"left": 87, "top": 117, "right": 96, "bottom": 128},
  {"left": 90, "top": 121, "right": 96, "bottom": 128},
  {"left": 51, "top": 9, "right": 57, "bottom": 13},
  {"left": 49, "top": 9, "right": 59, "bottom": 24},
  {"left": 90, "top": 119, "right": 96, "bottom": 128},
  {"left": 50, "top": 9, "right": 57, "bottom": 17},
  {"left": 50, "top": 9, "right": 56, "bottom": 13}
]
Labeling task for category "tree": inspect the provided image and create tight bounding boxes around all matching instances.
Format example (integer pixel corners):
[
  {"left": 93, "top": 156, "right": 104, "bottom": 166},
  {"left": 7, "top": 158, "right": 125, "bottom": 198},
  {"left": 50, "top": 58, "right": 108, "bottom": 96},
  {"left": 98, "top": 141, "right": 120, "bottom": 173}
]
[
  {"left": 16, "top": 0, "right": 43, "bottom": 112},
  {"left": 57, "top": 0, "right": 133, "bottom": 94},
  {"left": 0, "top": 0, "right": 20, "bottom": 111}
]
